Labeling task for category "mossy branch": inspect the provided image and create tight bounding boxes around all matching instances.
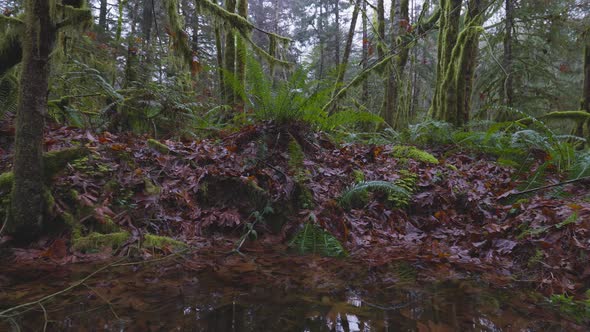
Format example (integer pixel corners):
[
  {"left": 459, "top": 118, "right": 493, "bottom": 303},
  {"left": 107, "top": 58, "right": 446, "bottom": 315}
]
[
  {"left": 516, "top": 111, "right": 590, "bottom": 125},
  {"left": 0, "top": 14, "right": 24, "bottom": 26}
]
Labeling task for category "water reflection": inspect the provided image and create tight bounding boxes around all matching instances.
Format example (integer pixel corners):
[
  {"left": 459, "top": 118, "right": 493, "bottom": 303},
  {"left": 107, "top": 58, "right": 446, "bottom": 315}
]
[{"left": 0, "top": 267, "right": 580, "bottom": 331}]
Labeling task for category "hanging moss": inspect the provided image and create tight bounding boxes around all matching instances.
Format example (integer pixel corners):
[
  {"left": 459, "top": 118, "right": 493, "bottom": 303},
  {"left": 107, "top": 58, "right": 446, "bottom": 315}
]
[{"left": 195, "top": 0, "right": 291, "bottom": 67}]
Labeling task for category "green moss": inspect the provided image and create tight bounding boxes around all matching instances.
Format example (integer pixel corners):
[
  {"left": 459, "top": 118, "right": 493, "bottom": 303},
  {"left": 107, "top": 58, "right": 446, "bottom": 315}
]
[
  {"left": 147, "top": 138, "right": 171, "bottom": 154},
  {"left": 43, "top": 147, "right": 89, "bottom": 179},
  {"left": 72, "top": 231, "right": 129, "bottom": 251},
  {"left": 144, "top": 178, "right": 161, "bottom": 195},
  {"left": 143, "top": 234, "right": 187, "bottom": 250},
  {"left": 392, "top": 146, "right": 439, "bottom": 164},
  {"left": 527, "top": 249, "right": 544, "bottom": 268},
  {"left": 62, "top": 212, "right": 81, "bottom": 240},
  {"left": 95, "top": 215, "right": 121, "bottom": 234},
  {"left": 0, "top": 172, "right": 14, "bottom": 193},
  {"left": 352, "top": 169, "right": 365, "bottom": 183},
  {"left": 445, "top": 163, "right": 458, "bottom": 171}
]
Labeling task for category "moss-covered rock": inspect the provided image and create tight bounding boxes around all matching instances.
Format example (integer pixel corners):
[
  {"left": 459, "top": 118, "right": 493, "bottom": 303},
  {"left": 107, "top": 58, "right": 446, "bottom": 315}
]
[
  {"left": 392, "top": 145, "right": 439, "bottom": 164},
  {"left": 147, "top": 138, "right": 171, "bottom": 154},
  {"left": 72, "top": 231, "right": 130, "bottom": 251}
]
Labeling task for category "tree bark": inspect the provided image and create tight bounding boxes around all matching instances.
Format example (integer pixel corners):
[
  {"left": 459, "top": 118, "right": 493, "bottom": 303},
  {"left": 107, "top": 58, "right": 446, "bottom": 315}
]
[
  {"left": 361, "top": 0, "right": 369, "bottom": 103},
  {"left": 502, "top": 0, "right": 514, "bottom": 108},
  {"left": 334, "top": 0, "right": 341, "bottom": 66},
  {"left": 429, "top": 0, "right": 462, "bottom": 124},
  {"left": 330, "top": 0, "right": 360, "bottom": 113},
  {"left": 224, "top": 0, "right": 237, "bottom": 104},
  {"left": 99, "top": 0, "right": 108, "bottom": 30},
  {"left": 11, "top": 0, "right": 56, "bottom": 239},
  {"left": 236, "top": 0, "right": 248, "bottom": 105},
  {"left": 577, "top": 31, "right": 590, "bottom": 139},
  {"left": 377, "top": 0, "right": 386, "bottom": 58}
]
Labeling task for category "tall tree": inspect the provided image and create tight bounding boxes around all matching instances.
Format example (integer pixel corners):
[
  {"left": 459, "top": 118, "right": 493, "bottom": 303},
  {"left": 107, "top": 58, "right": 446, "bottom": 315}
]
[
  {"left": 361, "top": 0, "right": 369, "bottom": 103},
  {"left": 430, "top": 0, "right": 462, "bottom": 124},
  {"left": 502, "top": 0, "right": 514, "bottom": 108},
  {"left": 224, "top": 0, "right": 237, "bottom": 104},
  {"left": 381, "top": 0, "right": 410, "bottom": 127},
  {"left": 236, "top": 0, "right": 248, "bottom": 105},
  {"left": 9, "top": 0, "right": 91, "bottom": 238},
  {"left": 11, "top": 0, "right": 56, "bottom": 238},
  {"left": 430, "top": 0, "right": 487, "bottom": 127}
]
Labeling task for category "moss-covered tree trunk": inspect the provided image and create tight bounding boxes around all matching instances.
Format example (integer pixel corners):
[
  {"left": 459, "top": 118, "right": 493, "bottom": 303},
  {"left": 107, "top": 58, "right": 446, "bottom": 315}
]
[
  {"left": 329, "top": 0, "right": 360, "bottom": 114},
  {"left": 502, "top": 0, "right": 514, "bottom": 108},
  {"left": 455, "top": 0, "right": 484, "bottom": 126},
  {"left": 431, "top": 0, "right": 483, "bottom": 127},
  {"left": 99, "top": 0, "right": 108, "bottom": 30},
  {"left": 214, "top": 1, "right": 225, "bottom": 102},
  {"left": 430, "top": 0, "right": 461, "bottom": 123},
  {"left": 377, "top": 0, "right": 386, "bottom": 58},
  {"left": 577, "top": 31, "right": 590, "bottom": 139},
  {"left": 224, "top": 0, "right": 237, "bottom": 105},
  {"left": 361, "top": 0, "right": 369, "bottom": 104},
  {"left": 12, "top": 0, "right": 56, "bottom": 239},
  {"left": 381, "top": 0, "right": 410, "bottom": 128},
  {"left": 236, "top": 0, "right": 248, "bottom": 106}
]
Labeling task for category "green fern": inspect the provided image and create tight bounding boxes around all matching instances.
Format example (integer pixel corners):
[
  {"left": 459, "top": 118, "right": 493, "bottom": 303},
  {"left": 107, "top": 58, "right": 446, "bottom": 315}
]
[
  {"left": 569, "top": 151, "right": 590, "bottom": 180},
  {"left": 338, "top": 180, "right": 411, "bottom": 210},
  {"left": 289, "top": 222, "right": 347, "bottom": 257},
  {"left": 0, "top": 74, "right": 18, "bottom": 117}
]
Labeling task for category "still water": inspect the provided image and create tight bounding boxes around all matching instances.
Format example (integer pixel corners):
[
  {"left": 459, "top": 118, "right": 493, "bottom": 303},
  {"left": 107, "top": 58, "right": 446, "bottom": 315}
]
[{"left": 0, "top": 254, "right": 582, "bottom": 331}]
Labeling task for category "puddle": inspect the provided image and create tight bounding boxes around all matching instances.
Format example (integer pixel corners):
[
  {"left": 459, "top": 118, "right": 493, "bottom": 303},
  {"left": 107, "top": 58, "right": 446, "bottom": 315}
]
[{"left": 0, "top": 254, "right": 583, "bottom": 331}]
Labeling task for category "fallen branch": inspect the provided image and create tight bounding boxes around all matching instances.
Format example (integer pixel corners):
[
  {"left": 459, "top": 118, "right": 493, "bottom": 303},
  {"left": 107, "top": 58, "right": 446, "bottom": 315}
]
[{"left": 498, "top": 176, "right": 590, "bottom": 198}]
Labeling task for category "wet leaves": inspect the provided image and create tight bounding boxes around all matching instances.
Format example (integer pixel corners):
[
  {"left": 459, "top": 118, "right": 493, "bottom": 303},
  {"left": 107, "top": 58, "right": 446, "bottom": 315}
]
[{"left": 0, "top": 122, "right": 589, "bottom": 297}]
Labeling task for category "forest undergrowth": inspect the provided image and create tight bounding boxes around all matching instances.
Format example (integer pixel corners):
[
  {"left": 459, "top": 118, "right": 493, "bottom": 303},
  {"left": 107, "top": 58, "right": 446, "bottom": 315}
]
[{"left": 0, "top": 116, "right": 589, "bottom": 309}]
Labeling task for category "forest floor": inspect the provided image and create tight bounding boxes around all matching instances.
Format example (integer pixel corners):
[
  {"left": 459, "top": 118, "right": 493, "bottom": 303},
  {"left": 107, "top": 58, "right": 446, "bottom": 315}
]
[{"left": 1, "top": 121, "right": 590, "bottom": 320}]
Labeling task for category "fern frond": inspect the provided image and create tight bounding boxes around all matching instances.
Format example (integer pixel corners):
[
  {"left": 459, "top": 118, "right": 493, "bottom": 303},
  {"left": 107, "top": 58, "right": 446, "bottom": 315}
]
[
  {"left": 289, "top": 222, "right": 347, "bottom": 257},
  {"left": 569, "top": 151, "right": 590, "bottom": 180}
]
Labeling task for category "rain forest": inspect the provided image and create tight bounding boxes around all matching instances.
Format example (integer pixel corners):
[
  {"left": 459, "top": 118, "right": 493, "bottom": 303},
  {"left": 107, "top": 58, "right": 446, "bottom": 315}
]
[{"left": 1, "top": 0, "right": 590, "bottom": 330}]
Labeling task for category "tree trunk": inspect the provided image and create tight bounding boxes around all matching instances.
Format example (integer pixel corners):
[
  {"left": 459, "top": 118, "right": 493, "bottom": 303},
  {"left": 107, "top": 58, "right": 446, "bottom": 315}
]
[
  {"left": 429, "top": 0, "right": 462, "bottom": 124},
  {"left": 142, "top": 0, "right": 153, "bottom": 42},
  {"left": 381, "top": 0, "right": 410, "bottom": 128},
  {"left": 236, "top": 0, "right": 248, "bottom": 106},
  {"left": 455, "top": 0, "right": 484, "bottom": 126},
  {"left": 214, "top": 0, "right": 225, "bottom": 102},
  {"left": 99, "top": 0, "right": 108, "bottom": 30},
  {"left": 330, "top": 0, "right": 360, "bottom": 113},
  {"left": 577, "top": 32, "right": 590, "bottom": 139},
  {"left": 11, "top": 0, "right": 56, "bottom": 239},
  {"left": 224, "top": 0, "right": 237, "bottom": 105},
  {"left": 502, "top": 0, "right": 514, "bottom": 108},
  {"left": 362, "top": 0, "right": 369, "bottom": 103},
  {"left": 377, "top": 0, "right": 386, "bottom": 58},
  {"left": 334, "top": 0, "right": 341, "bottom": 67}
]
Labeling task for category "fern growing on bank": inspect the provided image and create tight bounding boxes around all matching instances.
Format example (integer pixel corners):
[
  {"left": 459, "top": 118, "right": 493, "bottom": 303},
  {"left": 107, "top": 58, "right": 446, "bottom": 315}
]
[{"left": 289, "top": 222, "right": 347, "bottom": 257}]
